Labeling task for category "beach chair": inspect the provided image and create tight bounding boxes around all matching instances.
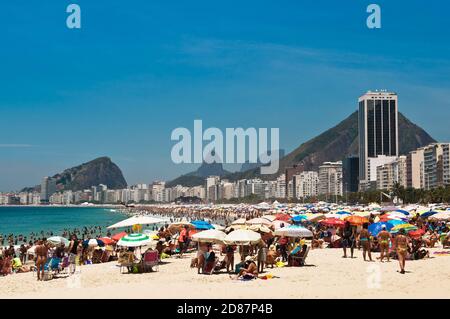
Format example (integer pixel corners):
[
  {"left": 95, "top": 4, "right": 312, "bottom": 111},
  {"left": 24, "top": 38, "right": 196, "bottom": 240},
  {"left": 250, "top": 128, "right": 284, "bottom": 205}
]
[
  {"left": 290, "top": 247, "right": 310, "bottom": 267},
  {"left": 58, "top": 256, "right": 70, "bottom": 275},
  {"left": 118, "top": 252, "right": 134, "bottom": 274},
  {"left": 202, "top": 257, "right": 219, "bottom": 275},
  {"left": 42, "top": 257, "right": 61, "bottom": 280},
  {"left": 143, "top": 250, "right": 159, "bottom": 272}
]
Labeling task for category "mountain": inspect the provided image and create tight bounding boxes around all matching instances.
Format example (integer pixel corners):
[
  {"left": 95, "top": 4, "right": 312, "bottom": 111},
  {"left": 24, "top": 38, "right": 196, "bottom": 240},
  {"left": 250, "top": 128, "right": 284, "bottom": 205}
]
[
  {"left": 168, "top": 111, "right": 436, "bottom": 186},
  {"left": 23, "top": 157, "right": 127, "bottom": 192},
  {"left": 166, "top": 162, "right": 230, "bottom": 188}
]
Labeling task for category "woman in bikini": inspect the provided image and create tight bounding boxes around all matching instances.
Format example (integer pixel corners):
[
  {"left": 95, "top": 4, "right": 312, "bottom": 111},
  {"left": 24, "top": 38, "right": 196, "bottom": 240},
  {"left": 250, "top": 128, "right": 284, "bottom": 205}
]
[
  {"left": 395, "top": 229, "right": 410, "bottom": 274},
  {"left": 358, "top": 223, "right": 372, "bottom": 262},
  {"left": 377, "top": 225, "right": 392, "bottom": 262}
]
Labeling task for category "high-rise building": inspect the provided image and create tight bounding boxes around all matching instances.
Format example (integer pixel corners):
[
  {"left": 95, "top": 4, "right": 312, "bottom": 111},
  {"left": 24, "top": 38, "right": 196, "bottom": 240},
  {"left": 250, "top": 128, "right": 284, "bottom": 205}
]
[
  {"left": 294, "top": 171, "right": 319, "bottom": 199},
  {"left": 40, "top": 176, "right": 56, "bottom": 203},
  {"left": 358, "top": 90, "right": 399, "bottom": 190},
  {"left": 343, "top": 156, "right": 359, "bottom": 193},
  {"left": 318, "top": 161, "right": 343, "bottom": 198},
  {"left": 406, "top": 148, "right": 425, "bottom": 189},
  {"left": 423, "top": 143, "right": 450, "bottom": 190},
  {"left": 376, "top": 156, "right": 407, "bottom": 190}
]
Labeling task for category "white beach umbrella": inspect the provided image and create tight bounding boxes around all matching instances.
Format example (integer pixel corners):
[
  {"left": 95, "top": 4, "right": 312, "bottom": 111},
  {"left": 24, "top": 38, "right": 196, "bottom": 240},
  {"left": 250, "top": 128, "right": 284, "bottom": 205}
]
[
  {"left": 117, "top": 233, "right": 152, "bottom": 247},
  {"left": 47, "top": 236, "right": 69, "bottom": 246},
  {"left": 107, "top": 215, "right": 165, "bottom": 229},
  {"left": 262, "top": 215, "right": 277, "bottom": 222},
  {"left": 223, "top": 229, "right": 261, "bottom": 245},
  {"left": 211, "top": 224, "right": 226, "bottom": 231},
  {"left": 429, "top": 212, "right": 450, "bottom": 221},
  {"left": 191, "top": 229, "right": 227, "bottom": 244},
  {"left": 231, "top": 218, "right": 247, "bottom": 225},
  {"left": 275, "top": 225, "right": 313, "bottom": 238},
  {"left": 246, "top": 218, "right": 273, "bottom": 226}
]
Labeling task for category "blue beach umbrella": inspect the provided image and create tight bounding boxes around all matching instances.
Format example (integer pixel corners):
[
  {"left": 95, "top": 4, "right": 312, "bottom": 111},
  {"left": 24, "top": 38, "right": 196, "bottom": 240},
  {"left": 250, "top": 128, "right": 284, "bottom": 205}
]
[
  {"left": 421, "top": 211, "right": 438, "bottom": 218},
  {"left": 336, "top": 211, "right": 351, "bottom": 215},
  {"left": 368, "top": 222, "right": 393, "bottom": 236},
  {"left": 82, "top": 238, "right": 105, "bottom": 248},
  {"left": 190, "top": 220, "right": 214, "bottom": 230},
  {"left": 291, "top": 215, "right": 308, "bottom": 223},
  {"left": 395, "top": 209, "right": 410, "bottom": 216}
]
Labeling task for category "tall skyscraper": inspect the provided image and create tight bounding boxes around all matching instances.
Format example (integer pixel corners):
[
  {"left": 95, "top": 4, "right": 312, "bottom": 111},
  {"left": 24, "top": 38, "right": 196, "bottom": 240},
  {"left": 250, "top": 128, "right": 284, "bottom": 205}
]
[
  {"left": 358, "top": 90, "right": 399, "bottom": 190},
  {"left": 40, "top": 176, "right": 56, "bottom": 203}
]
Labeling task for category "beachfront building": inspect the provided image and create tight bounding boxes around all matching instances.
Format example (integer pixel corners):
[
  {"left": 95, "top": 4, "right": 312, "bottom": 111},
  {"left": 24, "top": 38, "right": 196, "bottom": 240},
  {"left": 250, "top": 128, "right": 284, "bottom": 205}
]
[
  {"left": 376, "top": 156, "right": 407, "bottom": 190},
  {"left": 294, "top": 171, "right": 319, "bottom": 199},
  {"left": 41, "top": 176, "right": 56, "bottom": 203},
  {"left": 406, "top": 147, "right": 425, "bottom": 189},
  {"left": 358, "top": 90, "right": 399, "bottom": 191},
  {"left": 318, "top": 161, "right": 343, "bottom": 199},
  {"left": 343, "top": 156, "right": 359, "bottom": 193},
  {"left": 423, "top": 143, "right": 450, "bottom": 190}
]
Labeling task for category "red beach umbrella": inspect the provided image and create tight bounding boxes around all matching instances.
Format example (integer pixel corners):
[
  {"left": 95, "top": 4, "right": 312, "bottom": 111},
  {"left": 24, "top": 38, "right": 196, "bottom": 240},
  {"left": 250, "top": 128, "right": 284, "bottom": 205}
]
[
  {"left": 320, "top": 218, "right": 346, "bottom": 228},
  {"left": 408, "top": 229, "right": 425, "bottom": 239},
  {"left": 112, "top": 232, "right": 127, "bottom": 242},
  {"left": 274, "top": 213, "right": 291, "bottom": 222},
  {"left": 99, "top": 237, "right": 115, "bottom": 245}
]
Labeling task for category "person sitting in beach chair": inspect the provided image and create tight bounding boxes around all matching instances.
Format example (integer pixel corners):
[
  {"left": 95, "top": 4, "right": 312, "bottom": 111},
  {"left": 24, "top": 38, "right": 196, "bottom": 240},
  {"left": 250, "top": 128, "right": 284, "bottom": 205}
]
[
  {"left": 288, "top": 244, "right": 309, "bottom": 267},
  {"left": 118, "top": 249, "right": 135, "bottom": 274},
  {"left": 202, "top": 245, "right": 218, "bottom": 275}
]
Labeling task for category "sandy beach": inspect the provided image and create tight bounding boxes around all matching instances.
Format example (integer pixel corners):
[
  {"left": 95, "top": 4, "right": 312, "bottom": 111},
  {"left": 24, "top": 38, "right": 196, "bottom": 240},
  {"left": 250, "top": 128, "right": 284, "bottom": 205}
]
[{"left": 1, "top": 247, "right": 449, "bottom": 299}]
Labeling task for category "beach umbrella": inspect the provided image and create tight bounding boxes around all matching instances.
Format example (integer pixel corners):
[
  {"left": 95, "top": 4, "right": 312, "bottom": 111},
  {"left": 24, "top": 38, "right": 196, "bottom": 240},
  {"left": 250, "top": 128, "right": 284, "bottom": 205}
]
[
  {"left": 386, "top": 219, "right": 407, "bottom": 227},
  {"left": 190, "top": 220, "right": 214, "bottom": 230},
  {"left": 191, "top": 229, "right": 226, "bottom": 244},
  {"left": 168, "top": 221, "right": 195, "bottom": 234},
  {"left": 307, "top": 214, "right": 326, "bottom": 222},
  {"left": 429, "top": 212, "right": 450, "bottom": 221},
  {"left": 336, "top": 211, "right": 352, "bottom": 216},
  {"left": 261, "top": 215, "right": 277, "bottom": 222},
  {"left": 117, "top": 233, "right": 152, "bottom": 247},
  {"left": 248, "top": 224, "right": 272, "bottom": 234},
  {"left": 291, "top": 215, "right": 308, "bottom": 223},
  {"left": 320, "top": 218, "right": 346, "bottom": 228},
  {"left": 82, "top": 239, "right": 105, "bottom": 248},
  {"left": 421, "top": 211, "right": 438, "bottom": 218},
  {"left": 274, "top": 213, "right": 292, "bottom": 222},
  {"left": 368, "top": 222, "right": 394, "bottom": 236},
  {"left": 409, "top": 229, "right": 425, "bottom": 239},
  {"left": 223, "top": 229, "right": 261, "bottom": 245},
  {"left": 211, "top": 224, "right": 226, "bottom": 231},
  {"left": 395, "top": 209, "right": 410, "bottom": 216},
  {"left": 107, "top": 215, "right": 165, "bottom": 229},
  {"left": 274, "top": 225, "right": 313, "bottom": 238},
  {"left": 246, "top": 218, "right": 273, "bottom": 226},
  {"left": 324, "top": 213, "right": 345, "bottom": 219},
  {"left": 272, "top": 220, "right": 290, "bottom": 230},
  {"left": 112, "top": 232, "right": 127, "bottom": 241},
  {"left": 47, "top": 236, "right": 69, "bottom": 246},
  {"left": 381, "top": 206, "right": 398, "bottom": 212},
  {"left": 344, "top": 215, "right": 369, "bottom": 226},
  {"left": 231, "top": 218, "right": 247, "bottom": 226},
  {"left": 99, "top": 237, "right": 115, "bottom": 245},
  {"left": 390, "top": 224, "right": 418, "bottom": 234}
]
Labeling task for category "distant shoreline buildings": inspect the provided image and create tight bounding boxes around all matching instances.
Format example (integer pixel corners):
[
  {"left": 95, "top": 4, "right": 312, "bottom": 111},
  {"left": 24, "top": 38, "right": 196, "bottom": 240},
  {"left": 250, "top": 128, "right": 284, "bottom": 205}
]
[{"left": 1, "top": 90, "right": 449, "bottom": 205}]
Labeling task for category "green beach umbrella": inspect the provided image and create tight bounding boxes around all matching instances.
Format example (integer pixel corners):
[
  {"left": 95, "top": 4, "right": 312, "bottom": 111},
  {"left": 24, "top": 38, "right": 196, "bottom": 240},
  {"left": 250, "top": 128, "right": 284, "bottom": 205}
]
[{"left": 117, "top": 233, "right": 152, "bottom": 247}]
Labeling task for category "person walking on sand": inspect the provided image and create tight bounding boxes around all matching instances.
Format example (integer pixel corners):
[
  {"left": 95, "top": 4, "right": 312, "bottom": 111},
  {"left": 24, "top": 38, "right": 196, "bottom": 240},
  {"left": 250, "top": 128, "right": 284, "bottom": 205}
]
[
  {"left": 377, "top": 225, "right": 392, "bottom": 262},
  {"left": 340, "top": 221, "right": 356, "bottom": 258},
  {"left": 395, "top": 229, "right": 410, "bottom": 274},
  {"left": 358, "top": 223, "right": 372, "bottom": 262}
]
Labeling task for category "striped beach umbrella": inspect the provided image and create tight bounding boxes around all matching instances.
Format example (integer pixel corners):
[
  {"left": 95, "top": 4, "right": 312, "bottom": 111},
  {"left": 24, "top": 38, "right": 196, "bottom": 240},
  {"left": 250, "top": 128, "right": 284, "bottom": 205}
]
[
  {"left": 82, "top": 238, "right": 105, "bottom": 248},
  {"left": 117, "top": 233, "right": 152, "bottom": 247},
  {"left": 390, "top": 224, "right": 418, "bottom": 234}
]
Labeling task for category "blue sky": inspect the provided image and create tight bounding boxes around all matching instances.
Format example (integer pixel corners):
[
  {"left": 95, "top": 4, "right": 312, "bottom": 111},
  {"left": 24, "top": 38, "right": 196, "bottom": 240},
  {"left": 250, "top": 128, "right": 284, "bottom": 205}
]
[{"left": 0, "top": 1, "right": 449, "bottom": 191}]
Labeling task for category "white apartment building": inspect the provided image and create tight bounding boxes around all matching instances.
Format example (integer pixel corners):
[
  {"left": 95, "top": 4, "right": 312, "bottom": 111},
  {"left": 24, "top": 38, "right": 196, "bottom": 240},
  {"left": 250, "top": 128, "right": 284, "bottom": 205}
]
[
  {"left": 318, "top": 161, "right": 343, "bottom": 197},
  {"left": 294, "top": 171, "right": 319, "bottom": 199}
]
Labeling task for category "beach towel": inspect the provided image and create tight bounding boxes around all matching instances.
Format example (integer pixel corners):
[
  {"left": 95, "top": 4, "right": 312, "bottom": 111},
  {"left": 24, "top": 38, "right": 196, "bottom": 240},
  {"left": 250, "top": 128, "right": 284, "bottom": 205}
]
[
  {"left": 275, "top": 261, "right": 285, "bottom": 268},
  {"left": 433, "top": 251, "right": 450, "bottom": 256}
]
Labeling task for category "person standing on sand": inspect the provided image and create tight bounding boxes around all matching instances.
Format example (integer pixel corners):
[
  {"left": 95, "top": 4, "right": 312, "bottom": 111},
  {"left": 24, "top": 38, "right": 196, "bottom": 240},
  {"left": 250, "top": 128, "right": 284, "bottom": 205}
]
[
  {"left": 35, "top": 239, "right": 48, "bottom": 281},
  {"left": 358, "top": 223, "right": 372, "bottom": 262},
  {"left": 339, "top": 221, "right": 356, "bottom": 258},
  {"left": 394, "top": 229, "right": 410, "bottom": 274},
  {"left": 377, "top": 225, "right": 392, "bottom": 262}
]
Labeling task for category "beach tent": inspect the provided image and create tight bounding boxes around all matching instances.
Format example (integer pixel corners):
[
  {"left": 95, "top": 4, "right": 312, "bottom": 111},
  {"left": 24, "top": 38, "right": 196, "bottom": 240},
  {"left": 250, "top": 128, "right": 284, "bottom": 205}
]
[
  {"left": 191, "top": 229, "right": 226, "bottom": 244},
  {"left": 117, "top": 233, "right": 152, "bottom": 247},
  {"left": 274, "top": 225, "right": 313, "bottom": 238},
  {"left": 107, "top": 215, "right": 165, "bottom": 229},
  {"left": 223, "top": 229, "right": 261, "bottom": 245}
]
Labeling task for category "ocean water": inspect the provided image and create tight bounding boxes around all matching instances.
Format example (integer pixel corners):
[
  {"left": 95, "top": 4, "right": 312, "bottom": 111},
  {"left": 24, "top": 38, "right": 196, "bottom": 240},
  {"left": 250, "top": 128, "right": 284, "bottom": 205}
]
[{"left": 0, "top": 206, "right": 128, "bottom": 237}]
